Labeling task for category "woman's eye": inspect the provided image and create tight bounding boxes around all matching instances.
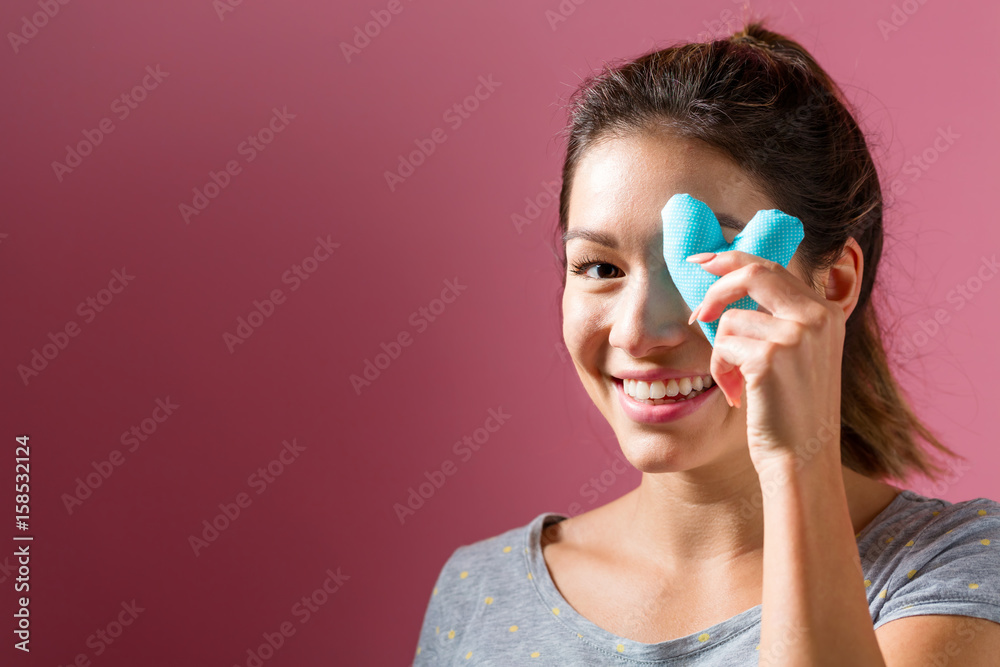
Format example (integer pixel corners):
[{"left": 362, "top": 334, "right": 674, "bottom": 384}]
[{"left": 571, "top": 261, "right": 623, "bottom": 280}]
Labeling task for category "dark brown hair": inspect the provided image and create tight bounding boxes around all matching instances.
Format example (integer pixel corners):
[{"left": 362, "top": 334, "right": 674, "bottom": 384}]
[{"left": 552, "top": 19, "right": 962, "bottom": 483}]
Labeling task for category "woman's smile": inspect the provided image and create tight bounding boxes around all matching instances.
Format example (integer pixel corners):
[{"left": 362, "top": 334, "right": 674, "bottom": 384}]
[{"left": 612, "top": 374, "right": 720, "bottom": 424}]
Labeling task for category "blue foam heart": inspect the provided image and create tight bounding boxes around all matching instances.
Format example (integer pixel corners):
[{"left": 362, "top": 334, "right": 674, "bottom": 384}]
[{"left": 661, "top": 193, "right": 804, "bottom": 346}]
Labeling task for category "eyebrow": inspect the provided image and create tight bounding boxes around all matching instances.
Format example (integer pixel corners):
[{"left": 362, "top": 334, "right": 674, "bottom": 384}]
[{"left": 562, "top": 213, "right": 747, "bottom": 247}]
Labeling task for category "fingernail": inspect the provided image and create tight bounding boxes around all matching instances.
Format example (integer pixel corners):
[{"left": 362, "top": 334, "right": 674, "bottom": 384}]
[
  {"left": 686, "top": 252, "right": 716, "bottom": 263},
  {"left": 688, "top": 305, "right": 701, "bottom": 325}
]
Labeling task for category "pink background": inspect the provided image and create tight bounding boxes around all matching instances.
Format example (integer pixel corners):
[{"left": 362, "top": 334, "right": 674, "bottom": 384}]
[{"left": 1, "top": 0, "right": 997, "bottom": 664}]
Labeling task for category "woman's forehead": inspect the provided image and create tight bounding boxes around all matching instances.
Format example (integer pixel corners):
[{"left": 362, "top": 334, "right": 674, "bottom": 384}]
[{"left": 567, "top": 134, "right": 775, "bottom": 241}]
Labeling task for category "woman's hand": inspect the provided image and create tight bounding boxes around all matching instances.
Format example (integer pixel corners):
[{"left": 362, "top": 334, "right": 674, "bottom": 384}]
[{"left": 686, "top": 250, "right": 846, "bottom": 472}]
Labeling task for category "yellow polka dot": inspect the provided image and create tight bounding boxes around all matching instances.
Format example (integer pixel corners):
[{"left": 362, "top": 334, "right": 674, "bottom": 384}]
[
  {"left": 946, "top": 529, "right": 953, "bottom": 534},
  {"left": 885, "top": 537, "right": 894, "bottom": 543},
  {"left": 878, "top": 589, "right": 887, "bottom": 599},
  {"left": 510, "top": 625, "right": 519, "bottom": 632},
  {"left": 903, "top": 605, "right": 913, "bottom": 609},
  {"left": 435, "top": 626, "right": 440, "bottom": 635},
  {"left": 932, "top": 511, "right": 939, "bottom": 515},
  {"left": 616, "top": 643, "right": 625, "bottom": 652},
  {"left": 855, "top": 532, "right": 861, "bottom": 538},
  {"left": 982, "top": 539, "right": 991, "bottom": 546},
  {"left": 905, "top": 540, "right": 914, "bottom": 546},
  {"left": 485, "top": 596, "right": 494, "bottom": 604},
  {"left": 969, "top": 583, "right": 980, "bottom": 589},
  {"left": 907, "top": 570, "right": 917, "bottom": 579},
  {"left": 530, "top": 651, "right": 540, "bottom": 658},
  {"left": 448, "top": 630, "right": 455, "bottom": 639},
  {"left": 527, "top": 572, "right": 533, "bottom": 580},
  {"left": 864, "top": 579, "right": 872, "bottom": 588},
  {"left": 503, "top": 546, "right": 512, "bottom": 553},
  {"left": 465, "top": 651, "right": 473, "bottom": 659},
  {"left": 416, "top": 647, "right": 422, "bottom": 655},
  {"left": 552, "top": 607, "right": 560, "bottom": 615},
  {"left": 698, "top": 632, "right": 710, "bottom": 642},
  {"left": 577, "top": 633, "right": 583, "bottom": 638},
  {"left": 433, "top": 587, "right": 438, "bottom": 596},
  {"left": 460, "top": 571, "right": 469, "bottom": 579},
  {"left": 978, "top": 509, "right": 987, "bottom": 516},
  {"left": 524, "top": 547, "right": 528, "bottom": 553},
  {"left": 755, "top": 644, "right": 760, "bottom": 651}
]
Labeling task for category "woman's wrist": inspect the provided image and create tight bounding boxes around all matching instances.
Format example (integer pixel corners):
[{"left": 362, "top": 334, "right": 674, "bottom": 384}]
[{"left": 754, "top": 444, "right": 844, "bottom": 495}]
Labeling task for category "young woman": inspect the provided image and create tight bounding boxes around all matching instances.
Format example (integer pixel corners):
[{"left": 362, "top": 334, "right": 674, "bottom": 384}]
[{"left": 414, "top": 21, "right": 1000, "bottom": 666}]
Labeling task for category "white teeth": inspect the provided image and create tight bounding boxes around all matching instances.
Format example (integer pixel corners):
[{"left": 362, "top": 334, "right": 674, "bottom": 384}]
[
  {"left": 649, "top": 381, "right": 666, "bottom": 400},
  {"left": 635, "top": 381, "right": 650, "bottom": 400},
  {"left": 623, "top": 375, "right": 713, "bottom": 400}
]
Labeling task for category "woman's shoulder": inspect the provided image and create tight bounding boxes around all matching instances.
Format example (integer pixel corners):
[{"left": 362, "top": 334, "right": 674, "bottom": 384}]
[
  {"left": 860, "top": 488, "right": 1000, "bottom": 559},
  {"left": 434, "top": 511, "right": 565, "bottom": 582},
  {"left": 861, "top": 488, "right": 1000, "bottom": 629},
  {"left": 865, "top": 487, "right": 998, "bottom": 534},
  {"left": 414, "top": 512, "right": 558, "bottom": 664}
]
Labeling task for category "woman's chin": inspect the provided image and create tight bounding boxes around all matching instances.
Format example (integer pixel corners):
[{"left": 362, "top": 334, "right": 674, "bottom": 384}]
[{"left": 617, "top": 437, "right": 707, "bottom": 474}]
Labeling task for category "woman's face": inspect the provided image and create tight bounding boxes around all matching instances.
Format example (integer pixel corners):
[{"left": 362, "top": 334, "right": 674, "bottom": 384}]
[{"left": 561, "top": 130, "right": 810, "bottom": 474}]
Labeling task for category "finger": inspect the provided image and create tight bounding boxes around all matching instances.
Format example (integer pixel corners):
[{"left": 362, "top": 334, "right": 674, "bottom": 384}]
[
  {"left": 696, "top": 259, "right": 821, "bottom": 325},
  {"left": 715, "top": 308, "right": 801, "bottom": 346},
  {"left": 709, "top": 333, "right": 775, "bottom": 410}
]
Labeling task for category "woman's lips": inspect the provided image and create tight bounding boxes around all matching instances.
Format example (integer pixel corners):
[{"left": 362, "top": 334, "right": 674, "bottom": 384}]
[{"left": 612, "top": 376, "right": 718, "bottom": 423}]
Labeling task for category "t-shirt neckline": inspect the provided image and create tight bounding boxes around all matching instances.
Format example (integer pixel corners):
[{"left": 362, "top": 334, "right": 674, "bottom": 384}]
[
  {"left": 522, "top": 489, "right": 915, "bottom": 661},
  {"left": 523, "top": 513, "right": 762, "bottom": 660}
]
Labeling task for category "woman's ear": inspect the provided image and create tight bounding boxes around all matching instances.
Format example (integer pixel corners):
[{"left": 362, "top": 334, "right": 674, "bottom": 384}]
[{"left": 820, "top": 237, "right": 864, "bottom": 321}]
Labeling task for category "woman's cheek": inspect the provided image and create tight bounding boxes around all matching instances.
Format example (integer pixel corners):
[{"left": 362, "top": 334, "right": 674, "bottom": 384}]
[{"left": 562, "top": 292, "right": 609, "bottom": 358}]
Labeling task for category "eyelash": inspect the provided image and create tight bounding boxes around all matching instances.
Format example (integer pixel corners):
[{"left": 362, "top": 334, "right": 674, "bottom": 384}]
[
  {"left": 569, "top": 255, "right": 623, "bottom": 279},
  {"left": 568, "top": 223, "right": 743, "bottom": 280}
]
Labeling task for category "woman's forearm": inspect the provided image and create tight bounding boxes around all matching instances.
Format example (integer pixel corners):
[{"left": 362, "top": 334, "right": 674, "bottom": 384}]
[{"left": 757, "top": 450, "right": 886, "bottom": 667}]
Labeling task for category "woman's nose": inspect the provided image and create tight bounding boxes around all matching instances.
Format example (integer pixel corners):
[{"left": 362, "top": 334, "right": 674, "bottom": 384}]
[{"left": 607, "top": 268, "right": 696, "bottom": 358}]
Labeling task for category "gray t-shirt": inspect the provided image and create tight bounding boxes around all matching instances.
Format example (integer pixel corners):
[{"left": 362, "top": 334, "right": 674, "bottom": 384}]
[{"left": 413, "top": 489, "right": 1000, "bottom": 665}]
